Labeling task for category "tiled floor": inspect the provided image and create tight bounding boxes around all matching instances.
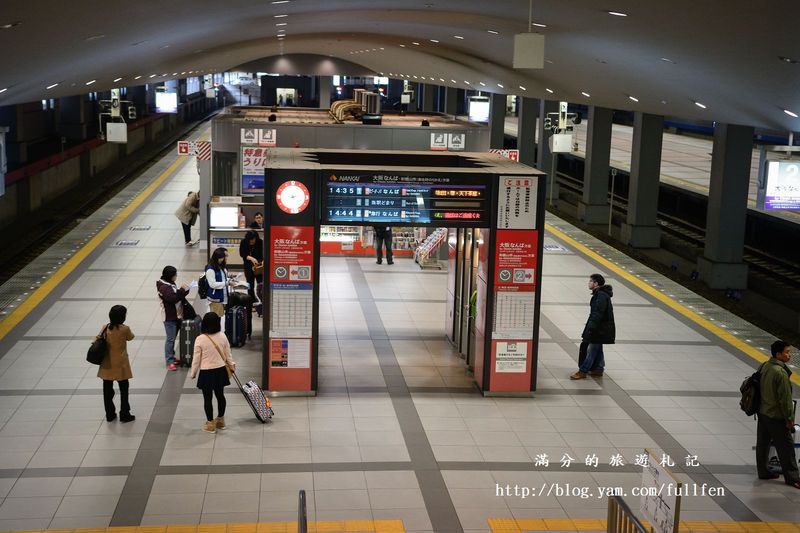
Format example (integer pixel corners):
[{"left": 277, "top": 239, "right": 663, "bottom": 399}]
[{"left": 0, "top": 125, "right": 799, "bottom": 532}]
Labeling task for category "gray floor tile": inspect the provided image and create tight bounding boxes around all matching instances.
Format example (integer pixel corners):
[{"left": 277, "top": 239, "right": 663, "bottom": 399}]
[
  {"left": 368, "top": 488, "right": 426, "bottom": 509},
  {"left": 0, "top": 496, "right": 62, "bottom": 519},
  {"left": 151, "top": 474, "right": 208, "bottom": 494},
  {"left": 49, "top": 515, "right": 112, "bottom": 528},
  {"left": 202, "top": 491, "right": 259, "bottom": 514},
  {"left": 54, "top": 494, "right": 121, "bottom": 518},
  {"left": 313, "top": 471, "right": 366, "bottom": 490},
  {"left": 314, "top": 489, "right": 371, "bottom": 510},
  {"left": 261, "top": 472, "right": 313, "bottom": 492},
  {"left": 207, "top": 473, "right": 261, "bottom": 493},
  {"left": 66, "top": 475, "right": 128, "bottom": 496},
  {"left": 8, "top": 477, "right": 72, "bottom": 498},
  {"left": 139, "top": 514, "right": 199, "bottom": 526},
  {"left": 145, "top": 491, "right": 204, "bottom": 515}
]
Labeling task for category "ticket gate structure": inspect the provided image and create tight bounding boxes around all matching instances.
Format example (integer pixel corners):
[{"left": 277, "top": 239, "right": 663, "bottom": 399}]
[{"left": 259, "top": 148, "right": 546, "bottom": 396}]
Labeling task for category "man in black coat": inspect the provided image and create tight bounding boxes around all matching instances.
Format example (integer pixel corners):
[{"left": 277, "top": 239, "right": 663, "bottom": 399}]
[
  {"left": 571, "top": 273, "right": 615, "bottom": 379},
  {"left": 373, "top": 225, "right": 394, "bottom": 265}
]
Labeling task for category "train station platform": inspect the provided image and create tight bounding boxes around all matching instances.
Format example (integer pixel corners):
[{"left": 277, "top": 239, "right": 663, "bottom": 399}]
[
  {"left": 503, "top": 117, "right": 800, "bottom": 225},
  {"left": 0, "top": 124, "right": 798, "bottom": 532}
]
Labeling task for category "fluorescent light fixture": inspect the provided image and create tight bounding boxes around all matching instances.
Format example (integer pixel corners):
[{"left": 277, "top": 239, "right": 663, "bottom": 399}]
[
  {"left": 629, "top": 95, "right": 639, "bottom": 102},
  {"left": 660, "top": 57, "right": 675, "bottom": 63},
  {"left": 149, "top": 74, "right": 157, "bottom": 78},
  {"left": 479, "top": 82, "right": 486, "bottom": 86},
  {"left": 276, "top": 22, "right": 287, "bottom": 26},
  {"left": 451, "top": 79, "right": 457, "bottom": 83},
  {"left": 464, "top": 80, "right": 470, "bottom": 84},
  {"left": 453, "top": 35, "right": 464, "bottom": 39},
  {"left": 85, "top": 34, "right": 105, "bottom": 41},
  {"left": 274, "top": 14, "right": 288, "bottom": 17},
  {"left": 0, "top": 22, "right": 21, "bottom": 29},
  {"left": 0, "top": 88, "right": 7, "bottom": 94},
  {"left": 271, "top": 0, "right": 290, "bottom": 3},
  {"left": 694, "top": 101, "right": 707, "bottom": 109},
  {"left": 399, "top": 44, "right": 406, "bottom": 47},
  {"left": 487, "top": 29, "right": 499, "bottom": 34},
  {"left": 545, "top": 88, "right": 553, "bottom": 93},
  {"left": 608, "top": 11, "right": 628, "bottom": 16},
  {"left": 784, "top": 109, "right": 798, "bottom": 118},
  {"left": 581, "top": 91, "right": 591, "bottom": 97},
  {"left": 519, "top": 85, "right": 527, "bottom": 91},
  {"left": 532, "top": 22, "right": 547, "bottom": 28},
  {"left": 46, "top": 83, "right": 59, "bottom": 89},
  {"left": 430, "top": 39, "right": 439, "bottom": 43},
  {"left": 181, "top": 72, "right": 186, "bottom": 75},
  {"left": 497, "top": 84, "right": 504, "bottom": 88},
  {"left": 85, "top": 79, "right": 96, "bottom": 85},
  {"left": 113, "top": 77, "right": 123, "bottom": 82},
  {"left": 439, "top": 78, "right": 445, "bottom": 82},
  {"left": 134, "top": 75, "right": 142, "bottom": 79},
  {"left": 412, "top": 42, "right": 420, "bottom": 45}
]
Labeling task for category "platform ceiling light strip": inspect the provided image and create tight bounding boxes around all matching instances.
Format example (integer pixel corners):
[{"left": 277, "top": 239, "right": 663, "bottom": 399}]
[
  {"left": 532, "top": 22, "right": 547, "bottom": 27},
  {"left": 274, "top": 14, "right": 288, "bottom": 18},
  {"left": 487, "top": 29, "right": 499, "bottom": 34},
  {"left": 113, "top": 77, "right": 123, "bottom": 82},
  {"left": 134, "top": 75, "right": 142, "bottom": 79},
  {"left": 46, "top": 83, "right": 58, "bottom": 89},
  {"left": 276, "top": 22, "right": 287, "bottom": 26},
  {"left": 628, "top": 95, "right": 639, "bottom": 102},
  {"left": 694, "top": 101, "right": 707, "bottom": 109},
  {"left": 581, "top": 91, "right": 591, "bottom": 97},
  {"left": 0, "top": 88, "right": 7, "bottom": 94},
  {"left": 519, "top": 85, "right": 527, "bottom": 91},
  {"left": 453, "top": 35, "right": 464, "bottom": 39},
  {"left": 608, "top": 11, "right": 628, "bottom": 16},
  {"left": 85, "top": 79, "right": 96, "bottom": 85},
  {"left": 784, "top": 109, "right": 798, "bottom": 118},
  {"left": 271, "top": 0, "right": 290, "bottom": 3},
  {"left": 545, "top": 88, "right": 553, "bottom": 93}
]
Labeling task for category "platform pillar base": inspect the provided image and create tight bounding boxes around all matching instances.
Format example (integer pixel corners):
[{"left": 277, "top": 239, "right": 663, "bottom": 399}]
[
  {"left": 696, "top": 256, "right": 748, "bottom": 290},
  {"left": 620, "top": 223, "right": 661, "bottom": 248},
  {"left": 577, "top": 202, "right": 609, "bottom": 224}
]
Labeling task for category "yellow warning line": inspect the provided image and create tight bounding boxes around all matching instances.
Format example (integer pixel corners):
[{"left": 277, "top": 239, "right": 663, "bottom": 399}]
[
  {"left": 543, "top": 223, "right": 800, "bottom": 386},
  {"left": 489, "top": 517, "right": 800, "bottom": 532},
  {"left": 3, "top": 519, "right": 405, "bottom": 533},
  {"left": 0, "top": 156, "right": 187, "bottom": 343}
]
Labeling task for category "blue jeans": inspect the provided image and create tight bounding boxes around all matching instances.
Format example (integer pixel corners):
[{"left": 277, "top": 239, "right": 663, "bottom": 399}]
[
  {"left": 164, "top": 320, "right": 179, "bottom": 364},
  {"left": 579, "top": 343, "right": 605, "bottom": 374}
]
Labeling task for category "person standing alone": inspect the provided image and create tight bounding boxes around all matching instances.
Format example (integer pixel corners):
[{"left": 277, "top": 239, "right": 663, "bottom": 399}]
[
  {"left": 373, "top": 225, "right": 393, "bottom": 265},
  {"left": 175, "top": 191, "right": 200, "bottom": 246},
  {"left": 97, "top": 305, "right": 135, "bottom": 422},
  {"left": 756, "top": 340, "right": 800, "bottom": 488},
  {"left": 571, "top": 273, "right": 615, "bottom": 380}
]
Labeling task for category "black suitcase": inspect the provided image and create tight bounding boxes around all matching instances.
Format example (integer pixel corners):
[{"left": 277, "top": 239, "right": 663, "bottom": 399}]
[
  {"left": 179, "top": 317, "right": 201, "bottom": 366},
  {"left": 225, "top": 306, "right": 248, "bottom": 348},
  {"left": 231, "top": 371, "right": 274, "bottom": 423}
]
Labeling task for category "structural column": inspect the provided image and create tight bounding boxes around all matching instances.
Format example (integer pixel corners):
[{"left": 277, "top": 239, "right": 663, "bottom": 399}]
[
  {"left": 621, "top": 113, "right": 664, "bottom": 247},
  {"left": 516, "top": 97, "right": 538, "bottom": 168},
  {"left": 697, "top": 123, "right": 754, "bottom": 289},
  {"left": 537, "top": 100, "right": 559, "bottom": 202},
  {"left": 444, "top": 87, "right": 458, "bottom": 115},
  {"left": 318, "top": 76, "right": 332, "bottom": 109},
  {"left": 58, "top": 95, "right": 88, "bottom": 141},
  {"left": 422, "top": 84, "right": 436, "bottom": 112},
  {"left": 489, "top": 93, "right": 506, "bottom": 149},
  {"left": 578, "top": 106, "right": 613, "bottom": 224}
]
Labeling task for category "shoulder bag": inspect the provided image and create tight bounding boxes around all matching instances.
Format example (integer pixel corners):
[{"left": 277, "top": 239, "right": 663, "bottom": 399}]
[
  {"left": 87, "top": 325, "right": 109, "bottom": 365},
  {"left": 205, "top": 334, "right": 233, "bottom": 377}
]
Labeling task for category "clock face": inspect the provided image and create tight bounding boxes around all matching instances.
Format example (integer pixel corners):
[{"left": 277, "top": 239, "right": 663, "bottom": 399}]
[{"left": 275, "top": 180, "right": 310, "bottom": 214}]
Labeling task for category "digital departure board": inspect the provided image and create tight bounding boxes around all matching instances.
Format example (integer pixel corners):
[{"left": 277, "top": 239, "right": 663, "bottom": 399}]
[{"left": 323, "top": 172, "right": 490, "bottom": 226}]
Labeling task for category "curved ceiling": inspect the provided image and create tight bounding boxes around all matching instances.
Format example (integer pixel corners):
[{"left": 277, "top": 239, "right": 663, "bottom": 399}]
[{"left": 0, "top": 0, "right": 798, "bottom": 131}]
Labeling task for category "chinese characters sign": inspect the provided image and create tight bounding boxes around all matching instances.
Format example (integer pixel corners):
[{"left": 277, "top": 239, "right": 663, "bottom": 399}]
[
  {"left": 765, "top": 161, "right": 800, "bottom": 210},
  {"left": 241, "top": 146, "right": 273, "bottom": 195},
  {"left": 498, "top": 176, "right": 537, "bottom": 229}
]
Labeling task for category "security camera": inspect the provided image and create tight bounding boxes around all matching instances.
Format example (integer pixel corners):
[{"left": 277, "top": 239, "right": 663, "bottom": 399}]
[{"left": 571, "top": 113, "right": 582, "bottom": 125}]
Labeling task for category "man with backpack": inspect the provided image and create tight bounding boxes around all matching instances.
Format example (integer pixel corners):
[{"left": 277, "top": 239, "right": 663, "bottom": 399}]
[{"left": 756, "top": 340, "right": 800, "bottom": 487}]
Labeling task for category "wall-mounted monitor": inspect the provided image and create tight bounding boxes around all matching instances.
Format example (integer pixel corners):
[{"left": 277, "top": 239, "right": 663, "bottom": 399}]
[
  {"left": 468, "top": 96, "right": 490, "bottom": 123},
  {"left": 209, "top": 205, "right": 239, "bottom": 228},
  {"left": 765, "top": 160, "right": 800, "bottom": 210},
  {"left": 155, "top": 91, "right": 178, "bottom": 114}
]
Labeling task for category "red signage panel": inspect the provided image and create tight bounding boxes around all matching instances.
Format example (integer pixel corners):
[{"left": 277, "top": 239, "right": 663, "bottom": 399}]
[{"left": 494, "top": 230, "right": 538, "bottom": 291}]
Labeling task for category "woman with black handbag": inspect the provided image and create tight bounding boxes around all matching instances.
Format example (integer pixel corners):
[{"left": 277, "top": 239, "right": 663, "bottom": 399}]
[{"left": 97, "top": 305, "right": 135, "bottom": 422}]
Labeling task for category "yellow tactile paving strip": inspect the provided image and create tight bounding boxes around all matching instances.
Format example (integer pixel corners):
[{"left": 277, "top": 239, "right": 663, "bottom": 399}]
[
  {"left": 3, "top": 519, "right": 405, "bottom": 533},
  {"left": 489, "top": 517, "right": 800, "bottom": 532}
]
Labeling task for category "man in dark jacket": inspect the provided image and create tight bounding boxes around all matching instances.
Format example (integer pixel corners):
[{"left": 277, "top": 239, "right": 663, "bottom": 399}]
[
  {"left": 756, "top": 340, "right": 800, "bottom": 488},
  {"left": 571, "top": 273, "right": 615, "bottom": 380},
  {"left": 373, "top": 225, "right": 394, "bottom": 265}
]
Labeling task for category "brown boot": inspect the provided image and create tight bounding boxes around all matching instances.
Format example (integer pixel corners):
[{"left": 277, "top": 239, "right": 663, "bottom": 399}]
[
  {"left": 215, "top": 416, "right": 226, "bottom": 431},
  {"left": 570, "top": 371, "right": 587, "bottom": 380},
  {"left": 203, "top": 420, "right": 216, "bottom": 434}
]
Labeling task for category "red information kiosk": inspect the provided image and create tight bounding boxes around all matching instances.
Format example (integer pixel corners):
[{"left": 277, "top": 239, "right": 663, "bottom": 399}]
[{"left": 260, "top": 149, "right": 545, "bottom": 396}]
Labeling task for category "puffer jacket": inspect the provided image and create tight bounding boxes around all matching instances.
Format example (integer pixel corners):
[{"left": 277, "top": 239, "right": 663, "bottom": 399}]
[
  {"left": 175, "top": 192, "right": 200, "bottom": 226},
  {"left": 582, "top": 284, "right": 616, "bottom": 344}
]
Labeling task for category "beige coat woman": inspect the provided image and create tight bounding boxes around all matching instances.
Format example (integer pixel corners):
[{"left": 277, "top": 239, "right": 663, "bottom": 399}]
[
  {"left": 175, "top": 191, "right": 200, "bottom": 226},
  {"left": 97, "top": 325, "right": 134, "bottom": 381}
]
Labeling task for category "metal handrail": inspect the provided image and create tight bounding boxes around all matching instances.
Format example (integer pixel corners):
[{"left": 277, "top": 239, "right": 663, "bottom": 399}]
[
  {"left": 607, "top": 495, "right": 649, "bottom": 533},
  {"left": 297, "top": 489, "right": 308, "bottom": 533}
]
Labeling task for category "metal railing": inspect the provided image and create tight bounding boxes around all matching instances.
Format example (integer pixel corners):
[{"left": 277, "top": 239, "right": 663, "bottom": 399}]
[
  {"left": 607, "top": 495, "right": 649, "bottom": 533},
  {"left": 297, "top": 489, "right": 308, "bottom": 533}
]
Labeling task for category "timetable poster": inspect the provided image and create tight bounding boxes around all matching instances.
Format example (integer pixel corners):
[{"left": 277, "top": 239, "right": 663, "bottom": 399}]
[{"left": 269, "top": 226, "right": 314, "bottom": 339}]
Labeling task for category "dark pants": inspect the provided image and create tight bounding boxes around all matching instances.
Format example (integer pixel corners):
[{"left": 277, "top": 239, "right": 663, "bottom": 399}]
[
  {"left": 202, "top": 386, "right": 227, "bottom": 421},
  {"left": 578, "top": 342, "right": 605, "bottom": 374},
  {"left": 757, "top": 414, "right": 800, "bottom": 484},
  {"left": 375, "top": 234, "right": 393, "bottom": 263},
  {"left": 103, "top": 379, "right": 130, "bottom": 418},
  {"left": 181, "top": 222, "right": 192, "bottom": 243}
]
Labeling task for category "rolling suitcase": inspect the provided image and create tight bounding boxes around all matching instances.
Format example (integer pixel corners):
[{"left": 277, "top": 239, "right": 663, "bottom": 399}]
[
  {"left": 179, "top": 317, "right": 201, "bottom": 367},
  {"left": 225, "top": 306, "right": 248, "bottom": 348},
  {"left": 231, "top": 371, "right": 274, "bottom": 423}
]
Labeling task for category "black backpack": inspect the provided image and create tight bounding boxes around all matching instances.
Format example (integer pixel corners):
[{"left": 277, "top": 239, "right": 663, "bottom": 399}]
[
  {"left": 198, "top": 270, "right": 210, "bottom": 299},
  {"left": 740, "top": 363, "right": 766, "bottom": 416}
]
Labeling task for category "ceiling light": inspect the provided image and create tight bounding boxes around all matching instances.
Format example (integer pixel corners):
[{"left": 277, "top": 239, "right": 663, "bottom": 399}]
[
  {"left": 399, "top": 44, "right": 406, "bottom": 47},
  {"left": 0, "top": 21, "right": 21, "bottom": 29},
  {"left": 660, "top": 57, "right": 675, "bottom": 63},
  {"left": 274, "top": 14, "right": 288, "bottom": 18},
  {"left": 149, "top": 74, "right": 156, "bottom": 78},
  {"left": 519, "top": 85, "right": 527, "bottom": 91},
  {"left": 276, "top": 22, "right": 287, "bottom": 26},
  {"left": 581, "top": 91, "right": 591, "bottom": 97},
  {"left": 46, "top": 83, "right": 58, "bottom": 89},
  {"left": 479, "top": 82, "right": 486, "bottom": 86},
  {"left": 497, "top": 84, "right": 504, "bottom": 88},
  {"left": 271, "top": 0, "right": 290, "bottom": 3},
  {"left": 172, "top": 72, "right": 177, "bottom": 76},
  {"left": 0, "top": 88, "right": 7, "bottom": 94},
  {"left": 134, "top": 75, "right": 142, "bottom": 80},
  {"left": 464, "top": 80, "right": 470, "bottom": 84},
  {"left": 112, "top": 77, "right": 122, "bottom": 83},
  {"left": 84, "top": 34, "right": 105, "bottom": 41},
  {"left": 487, "top": 30, "right": 499, "bottom": 34},
  {"left": 85, "top": 80, "right": 96, "bottom": 85},
  {"left": 412, "top": 42, "right": 420, "bottom": 45},
  {"left": 159, "top": 44, "right": 170, "bottom": 49},
  {"left": 430, "top": 39, "right": 439, "bottom": 43},
  {"left": 451, "top": 79, "right": 457, "bottom": 84},
  {"left": 779, "top": 56, "right": 798, "bottom": 64},
  {"left": 545, "top": 88, "right": 553, "bottom": 93},
  {"left": 532, "top": 22, "right": 547, "bottom": 28},
  {"left": 694, "top": 101, "right": 707, "bottom": 109},
  {"left": 608, "top": 11, "right": 628, "bottom": 16},
  {"left": 453, "top": 35, "right": 464, "bottom": 39},
  {"left": 628, "top": 95, "right": 639, "bottom": 102},
  {"left": 784, "top": 109, "right": 798, "bottom": 118}
]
